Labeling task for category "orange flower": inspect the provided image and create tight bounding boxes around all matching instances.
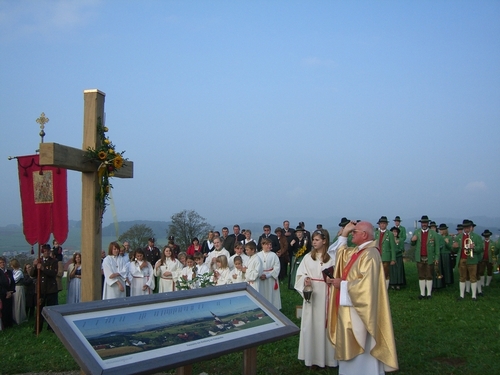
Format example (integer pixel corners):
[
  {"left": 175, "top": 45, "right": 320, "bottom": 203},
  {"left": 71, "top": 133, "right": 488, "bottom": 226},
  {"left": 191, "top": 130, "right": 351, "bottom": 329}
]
[{"left": 98, "top": 151, "right": 107, "bottom": 160}]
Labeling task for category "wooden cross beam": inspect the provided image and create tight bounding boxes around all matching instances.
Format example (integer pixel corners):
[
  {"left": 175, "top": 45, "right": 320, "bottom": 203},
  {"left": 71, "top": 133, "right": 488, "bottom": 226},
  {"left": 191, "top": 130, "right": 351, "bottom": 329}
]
[{"left": 39, "top": 89, "right": 134, "bottom": 302}]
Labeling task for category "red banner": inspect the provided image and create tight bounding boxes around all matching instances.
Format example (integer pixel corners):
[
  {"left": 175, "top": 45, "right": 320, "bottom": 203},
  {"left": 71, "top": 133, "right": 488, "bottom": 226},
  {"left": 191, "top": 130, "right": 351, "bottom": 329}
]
[{"left": 17, "top": 155, "right": 68, "bottom": 245}]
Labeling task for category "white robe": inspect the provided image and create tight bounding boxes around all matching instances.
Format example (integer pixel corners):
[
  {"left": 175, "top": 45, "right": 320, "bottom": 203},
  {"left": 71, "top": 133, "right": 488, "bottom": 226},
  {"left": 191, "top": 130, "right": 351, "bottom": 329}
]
[
  {"left": 194, "top": 262, "right": 210, "bottom": 288},
  {"left": 295, "top": 253, "right": 337, "bottom": 368},
  {"left": 258, "top": 251, "right": 281, "bottom": 309},
  {"left": 102, "top": 255, "right": 128, "bottom": 300},
  {"left": 229, "top": 268, "right": 246, "bottom": 284},
  {"left": 215, "top": 267, "right": 231, "bottom": 286},
  {"left": 155, "top": 258, "right": 182, "bottom": 293},
  {"left": 181, "top": 266, "right": 196, "bottom": 281},
  {"left": 128, "top": 260, "right": 155, "bottom": 296},
  {"left": 205, "top": 248, "right": 230, "bottom": 270},
  {"left": 228, "top": 253, "right": 249, "bottom": 270},
  {"left": 244, "top": 254, "right": 263, "bottom": 292}
]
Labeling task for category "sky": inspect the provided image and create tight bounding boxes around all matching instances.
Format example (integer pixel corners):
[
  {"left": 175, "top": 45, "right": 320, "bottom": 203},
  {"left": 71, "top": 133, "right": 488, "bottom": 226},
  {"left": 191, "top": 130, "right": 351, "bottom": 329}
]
[{"left": 1, "top": 0, "right": 499, "bottom": 231}]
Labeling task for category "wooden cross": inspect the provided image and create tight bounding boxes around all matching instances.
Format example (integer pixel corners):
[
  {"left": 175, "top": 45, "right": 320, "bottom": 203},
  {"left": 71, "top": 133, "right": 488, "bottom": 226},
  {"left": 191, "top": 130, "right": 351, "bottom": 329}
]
[{"left": 39, "top": 89, "right": 134, "bottom": 302}]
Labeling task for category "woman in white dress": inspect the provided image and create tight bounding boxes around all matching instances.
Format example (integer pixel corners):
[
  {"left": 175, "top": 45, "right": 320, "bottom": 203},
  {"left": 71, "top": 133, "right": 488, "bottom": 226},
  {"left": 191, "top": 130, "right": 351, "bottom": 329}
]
[
  {"left": 66, "top": 252, "right": 82, "bottom": 304},
  {"left": 102, "top": 242, "right": 128, "bottom": 300},
  {"left": 128, "top": 249, "right": 155, "bottom": 296},
  {"left": 155, "top": 245, "right": 182, "bottom": 293},
  {"left": 295, "top": 229, "right": 337, "bottom": 369},
  {"left": 10, "top": 259, "right": 27, "bottom": 324}
]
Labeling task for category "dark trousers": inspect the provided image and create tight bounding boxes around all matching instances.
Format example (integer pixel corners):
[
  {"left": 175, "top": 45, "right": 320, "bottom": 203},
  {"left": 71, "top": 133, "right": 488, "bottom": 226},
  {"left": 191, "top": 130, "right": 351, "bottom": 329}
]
[
  {"left": 35, "top": 292, "right": 58, "bottom": 332},
  {"left": 1, "top": 294, "right": 14, "bottom": 329}
]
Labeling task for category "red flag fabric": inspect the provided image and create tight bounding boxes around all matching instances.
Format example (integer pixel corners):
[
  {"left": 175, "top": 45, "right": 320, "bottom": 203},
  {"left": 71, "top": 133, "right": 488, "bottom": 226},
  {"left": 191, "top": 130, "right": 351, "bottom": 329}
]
[{"left": 17, "top": 155, "right": 68, "bottom": 245}]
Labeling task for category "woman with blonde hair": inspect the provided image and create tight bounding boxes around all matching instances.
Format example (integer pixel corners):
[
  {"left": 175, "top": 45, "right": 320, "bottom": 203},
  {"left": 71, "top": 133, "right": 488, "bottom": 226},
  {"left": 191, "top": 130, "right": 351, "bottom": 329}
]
[{"left": 66, "top": 252, "right": 82, "bottom": 304}]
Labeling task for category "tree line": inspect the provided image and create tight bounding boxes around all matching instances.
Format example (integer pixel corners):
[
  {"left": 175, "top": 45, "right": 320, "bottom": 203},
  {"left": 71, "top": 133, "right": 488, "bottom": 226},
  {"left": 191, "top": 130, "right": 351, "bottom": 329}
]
[{"left": 118, "top": 209, "right": 213, "bottom": 251}]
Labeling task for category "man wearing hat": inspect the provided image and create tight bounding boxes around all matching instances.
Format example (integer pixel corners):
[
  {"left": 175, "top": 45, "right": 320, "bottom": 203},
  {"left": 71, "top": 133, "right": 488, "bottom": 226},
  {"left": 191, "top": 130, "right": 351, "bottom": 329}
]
[
  {"left": 452, "top": 220, "right": 484, "bottom": 300},
  {"left": 30, "top": 244, "right": 59, "bottom": 332},
  {"left": 331, "top": 217, "right": 354, "bottom": 246},
  {"left": 411, "top": 215, "right": 440, "bottom": 299},
  {"left": 393, "top": 216, "right": 406, "bottom": 242},
  {"left": 144, "top": 238, "right": 161, "bottom": 266},
  {"left": 477, "top": 229, "right": 494, "bottom": 291},
  {"left": 374, "top": 216, "right": 397, "bottom": 289}
]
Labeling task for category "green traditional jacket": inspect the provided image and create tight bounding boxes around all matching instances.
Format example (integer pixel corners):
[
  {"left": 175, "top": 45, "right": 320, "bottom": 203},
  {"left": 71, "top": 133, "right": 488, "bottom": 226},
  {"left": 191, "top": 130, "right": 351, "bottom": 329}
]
[
  {"left": 453, "top": 232, "right": 483, "bottom": 265},
  {"left": 395, "top": 225, "right": 407, "bottom": 243},
  {"left": 394, "top": 238, "right": 405, "bottom": 257},
  {"left": 374, "top": 229, "right": 397, "bottom": 262},
  {"left": 411, "top": 228, "right": 440, "bottom": 264},
  {"left": 440, "top": 235, "right": 453, "bottom": 255},
  {"left": 331, "top": 233, "right": 355, "bottom": 247}
]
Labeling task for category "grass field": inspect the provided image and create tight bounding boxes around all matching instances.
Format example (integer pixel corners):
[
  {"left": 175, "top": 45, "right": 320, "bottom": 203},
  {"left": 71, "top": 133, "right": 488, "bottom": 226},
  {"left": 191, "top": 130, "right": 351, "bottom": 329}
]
[{"left": 1, "top": 264, "right": 499, "bottom": 375}]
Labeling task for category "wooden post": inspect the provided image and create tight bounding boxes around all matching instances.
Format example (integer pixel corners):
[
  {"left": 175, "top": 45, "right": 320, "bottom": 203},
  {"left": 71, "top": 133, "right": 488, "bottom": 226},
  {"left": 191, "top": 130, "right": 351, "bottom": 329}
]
[
  {"left": 175, "top": 365, "right": 192, "bottom": 375},
  {"left": 243, "top": 347, "right": 257, "bottom": 375},
  {"left": 81, "top": 89, "right": 105, "bottom": 302}
]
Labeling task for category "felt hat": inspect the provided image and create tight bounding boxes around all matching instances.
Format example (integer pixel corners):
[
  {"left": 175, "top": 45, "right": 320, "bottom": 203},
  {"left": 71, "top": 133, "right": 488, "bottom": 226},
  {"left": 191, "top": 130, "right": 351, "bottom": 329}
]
[
  {"left": 461, "top": 219, "right": 473, "bottom": 228},
  {"left": 438, "top": 223, "right": 448, "bottom": 230},
  {"left": 482, "top": 229, "right": 492, "bottom": 237},
  {"left": 338, "top": 217, "right": 350, "bottom": 227},
  {"left": 418, "top": 215, "right": 430, "bottom": 223},
  {"left": 377, "top": 216, "right": 389, "bottom": 224},
  {"left": 394, "top": 216, "right": 402, "bottom": 222}
]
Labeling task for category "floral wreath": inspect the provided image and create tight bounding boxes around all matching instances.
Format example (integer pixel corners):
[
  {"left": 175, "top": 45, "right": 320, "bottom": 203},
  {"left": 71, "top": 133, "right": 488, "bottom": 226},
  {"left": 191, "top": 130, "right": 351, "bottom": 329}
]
[{"left": 85, "top": 117, "right": 127, "bottom": 215}]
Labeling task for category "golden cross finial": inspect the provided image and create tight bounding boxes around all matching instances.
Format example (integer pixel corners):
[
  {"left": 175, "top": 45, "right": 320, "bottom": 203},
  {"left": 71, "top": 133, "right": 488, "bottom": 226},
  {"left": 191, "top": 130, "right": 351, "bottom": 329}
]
[{"left": 36, "top": 112, "right": 49, "bottom": 143}]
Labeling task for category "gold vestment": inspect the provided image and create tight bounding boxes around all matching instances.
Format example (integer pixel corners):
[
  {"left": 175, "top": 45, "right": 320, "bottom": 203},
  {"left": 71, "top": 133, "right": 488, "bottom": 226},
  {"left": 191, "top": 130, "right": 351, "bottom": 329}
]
[{"left": 327, "top": 240, "right": 398, "bottom": 371}]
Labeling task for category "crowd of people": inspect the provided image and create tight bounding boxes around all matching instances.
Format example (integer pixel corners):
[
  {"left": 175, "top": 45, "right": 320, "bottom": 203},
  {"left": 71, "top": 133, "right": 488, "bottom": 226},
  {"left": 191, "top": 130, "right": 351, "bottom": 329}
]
[{"left": 1, "top": 217, "right": 498, "bottom": 374}]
